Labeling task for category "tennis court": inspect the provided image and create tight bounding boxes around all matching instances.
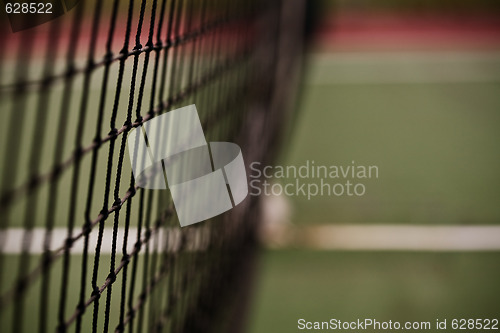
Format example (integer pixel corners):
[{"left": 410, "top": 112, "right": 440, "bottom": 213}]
[
  {"left": 248, "top": 2, "right": 500, "bottom": 331},
  {"left": 248, "top": 49, "right": 500, "bottom": 332},
  {"left": 287, "top": 51, "right": 500, "bottom": 225}
]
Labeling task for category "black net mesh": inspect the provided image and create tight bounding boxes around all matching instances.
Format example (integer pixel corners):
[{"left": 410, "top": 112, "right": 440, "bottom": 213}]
[{"left": 0, "top": 0, "right": 305, "bottom": 332}]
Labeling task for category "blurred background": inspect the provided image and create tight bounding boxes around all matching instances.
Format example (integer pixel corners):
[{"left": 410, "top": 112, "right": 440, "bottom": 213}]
[{"left": 248, "top": 0, "right": 500, "bottom": 332}]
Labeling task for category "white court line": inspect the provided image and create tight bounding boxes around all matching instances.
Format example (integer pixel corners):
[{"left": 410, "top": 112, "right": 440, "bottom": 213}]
[
  {"left": 299, "top": 225, "right": 500, "bottom": 251},
  {"left": 260, "top": 195, "right": 500, "bottom": 251},
  {"left": 306, "top": 51, "right": 500, "bottom": 85},
  {"left": 309, "top": 51, "right": 500, "bottom": 63},
  {"left": 2, "top": 225, "right": 500, "bottom": 253},
  {"left": 0, "top": 227, "right": 210, "bottom": 254}
]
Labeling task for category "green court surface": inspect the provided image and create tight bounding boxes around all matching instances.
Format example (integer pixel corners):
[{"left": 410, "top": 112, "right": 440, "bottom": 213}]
[
  {"left": 248, "top": 250, "right": 500, "bottom": 333},
  {"left": 278, "top": 52, "right": 500, "bottom": 225},
  {"left": 247, "top": 50, "right": 500, "bottom": 332}
]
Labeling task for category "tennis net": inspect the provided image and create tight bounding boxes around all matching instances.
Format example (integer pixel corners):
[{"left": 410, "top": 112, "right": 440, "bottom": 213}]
[{"left": 0, "top": 0, "right": 305, "bottom": 332}]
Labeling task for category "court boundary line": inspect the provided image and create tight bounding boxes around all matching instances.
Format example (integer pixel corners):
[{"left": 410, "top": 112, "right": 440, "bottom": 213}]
[{"left": 263, "top": 224, "right": 500, "bottom": 251}]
